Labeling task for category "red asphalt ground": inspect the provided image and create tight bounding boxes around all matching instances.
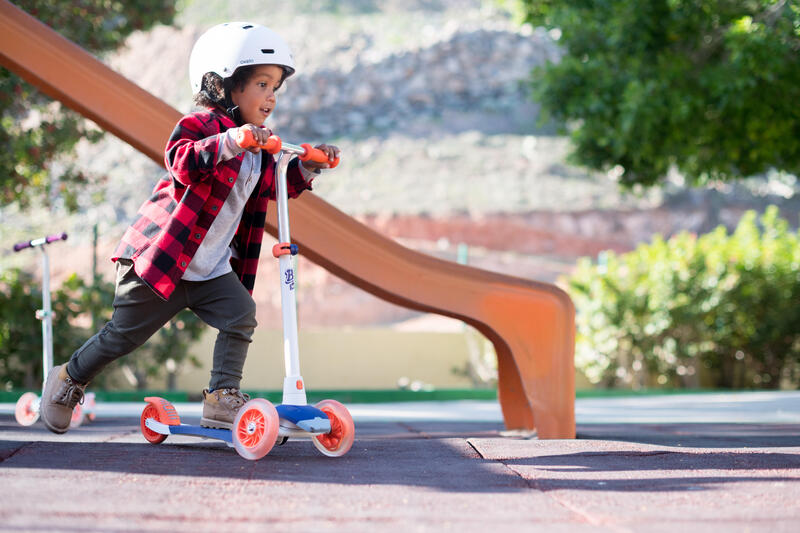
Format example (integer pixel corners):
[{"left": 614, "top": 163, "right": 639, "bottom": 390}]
[{"left": 1, "top": 403, "right": 800, "bottom": 532}]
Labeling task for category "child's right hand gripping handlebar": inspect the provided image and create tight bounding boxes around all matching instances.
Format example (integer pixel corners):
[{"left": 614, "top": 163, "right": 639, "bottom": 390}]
[{"left": 236, "top": 129, "right": 339, "bottom": 168}]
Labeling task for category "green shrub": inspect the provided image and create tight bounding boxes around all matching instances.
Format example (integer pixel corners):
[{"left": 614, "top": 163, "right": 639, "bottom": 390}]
[
  {"left": 0, "top": 269, "right": 96, "bottom": 389},
  {"left": 0, "top": 269, "right": 204, "bottom": 391},
  {"left": 567, "top": 206, "right": 800, "bottom": 389},
  {"left": 0, "top": 269, "right": 47, "bottom": 389}
]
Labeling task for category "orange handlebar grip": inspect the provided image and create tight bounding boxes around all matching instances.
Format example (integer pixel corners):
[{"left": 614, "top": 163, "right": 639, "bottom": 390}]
[
  {"left": 235, "top": 129, "right": 282, "bottom": 154},
  {"left": 263, "top": 135, "right": 282, "bottom": 154},
  {"left": 235, "top": 128, "right": 256, "bottom": 148},
  {"left": 298, "top": 143, "right": 340, "bottom": 168}
]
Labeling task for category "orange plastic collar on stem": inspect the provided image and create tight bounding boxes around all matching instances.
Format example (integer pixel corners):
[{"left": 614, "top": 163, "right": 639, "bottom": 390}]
[{"left": 272, "top": 242, "right": 293, "bottom": 258}]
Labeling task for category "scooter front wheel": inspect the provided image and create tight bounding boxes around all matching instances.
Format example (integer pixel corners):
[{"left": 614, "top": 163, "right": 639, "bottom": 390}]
[
  {"left": 233, "top": 398, "right": 280, "bottom": 460},
  {"left": 312, "top": 399, "right": 355, "bottom": 457},
  {"left": 15, "top": 392, "right": 40, "bottom": 426}
]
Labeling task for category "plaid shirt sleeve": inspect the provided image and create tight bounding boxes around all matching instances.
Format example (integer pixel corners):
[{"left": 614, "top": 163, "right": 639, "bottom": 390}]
[
  {"left": 114, "top": 111, "right": 240, "bottom": 299},
  {"left": 165, "top": 113, "right": 225, "bottom": 186}
]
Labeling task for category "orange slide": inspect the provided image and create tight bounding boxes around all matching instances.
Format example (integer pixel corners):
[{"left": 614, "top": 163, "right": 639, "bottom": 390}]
[{"left": 0, "top": 1, "right": 575, "bottom": 438}]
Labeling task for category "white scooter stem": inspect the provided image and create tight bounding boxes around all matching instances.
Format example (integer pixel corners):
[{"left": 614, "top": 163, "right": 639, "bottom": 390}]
[
  {"left": 38, "top": 247, "right": 54, "bottom": 389},
  {"left": 274, "top": 150, "right": 307, "bottom": 406}
]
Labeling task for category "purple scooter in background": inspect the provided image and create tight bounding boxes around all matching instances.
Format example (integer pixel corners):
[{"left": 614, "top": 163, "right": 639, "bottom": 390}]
[{"left": 12, "top": 232, "right": 95, "bottom": 427}]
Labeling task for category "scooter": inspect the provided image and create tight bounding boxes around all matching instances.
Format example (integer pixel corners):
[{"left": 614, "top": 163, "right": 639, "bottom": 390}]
[
  {"left": 12, "top": 232, "right": 96, "bottom": 428},
  {"left": 140, "top": 133, "right": 355, "bottom": 460}
]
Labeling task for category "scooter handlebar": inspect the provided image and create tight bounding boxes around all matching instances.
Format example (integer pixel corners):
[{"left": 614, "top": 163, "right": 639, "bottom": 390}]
[
  {"left": 236, "top": 129, "right": 339, "bottom": 168},
  {"left": 235, "top": 129, "right": 282, "bottom": 154},
  {"left": 298, "top": 143, "right": 339, "bottom": 169},
  {"left": 13, "top": 232, "right": 68, "bottom": 252}
]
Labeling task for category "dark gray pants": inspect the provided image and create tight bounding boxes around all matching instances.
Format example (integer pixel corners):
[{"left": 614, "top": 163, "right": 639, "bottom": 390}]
[{"left": 67, "top": 259, "right": 257, "bottom": 390}]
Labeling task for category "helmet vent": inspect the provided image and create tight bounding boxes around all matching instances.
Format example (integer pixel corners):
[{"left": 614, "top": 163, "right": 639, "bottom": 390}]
[
  {"left": 242, "top": 24, "right": 254, "bottom": 29},
  {"left": 261, "top": 48, "right": 275, "bottom": 54}
]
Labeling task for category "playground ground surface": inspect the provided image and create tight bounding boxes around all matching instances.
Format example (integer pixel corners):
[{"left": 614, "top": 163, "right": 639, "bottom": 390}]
[{"left": 1, "top": 390, "right": 799, "bottom": 532}]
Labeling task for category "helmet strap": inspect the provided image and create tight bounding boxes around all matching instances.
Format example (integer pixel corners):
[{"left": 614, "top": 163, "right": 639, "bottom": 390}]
[{"left": 222, "top": 77, "right": 243, "bottom": 126}]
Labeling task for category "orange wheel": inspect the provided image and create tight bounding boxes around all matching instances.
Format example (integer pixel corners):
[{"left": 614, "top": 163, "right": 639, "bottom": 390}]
[
  {"left": 140, "top": 402, "right": 168, "bottom": 444},
  {"left": 15, "top": 392, "right": 40, "bottom": 426},
  {"left": 312, "top": 399, "right": 355, "bottom": 457},
  {"left": 233, "top": 398, "right": 280, "bottom": 460}
]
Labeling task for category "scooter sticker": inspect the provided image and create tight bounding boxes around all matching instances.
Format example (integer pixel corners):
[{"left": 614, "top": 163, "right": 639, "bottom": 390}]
[{"left": 284, "top": 269, "right": 295, "bottom": 290}]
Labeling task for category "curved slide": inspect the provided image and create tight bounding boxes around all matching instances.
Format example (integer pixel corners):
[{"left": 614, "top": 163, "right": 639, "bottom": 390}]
[{"left": 0, "top": 1, "right": 575, "bottom": 438}]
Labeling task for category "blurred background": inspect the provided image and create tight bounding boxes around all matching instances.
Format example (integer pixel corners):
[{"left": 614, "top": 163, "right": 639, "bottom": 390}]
[{"left": 1, "top": 0, "right": 798, "bottom": 397}]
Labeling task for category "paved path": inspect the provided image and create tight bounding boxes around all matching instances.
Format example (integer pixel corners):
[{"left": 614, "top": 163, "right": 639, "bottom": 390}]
[{"left": 1, "top": 392, "right": 799, "bottom": 532}]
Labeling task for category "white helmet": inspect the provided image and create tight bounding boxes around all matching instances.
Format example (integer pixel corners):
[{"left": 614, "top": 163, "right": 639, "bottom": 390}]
[{"left": 189, "top": 22, "right": 295, "bottom": 94}]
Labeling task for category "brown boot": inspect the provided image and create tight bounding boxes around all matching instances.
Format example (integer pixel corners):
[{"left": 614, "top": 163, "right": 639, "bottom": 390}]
[
  {"left": 40, "top": 364, "right": 87, "bottom": 434},
  {"left": 201, "top": 388, "right": 250, "bottom": 429}
]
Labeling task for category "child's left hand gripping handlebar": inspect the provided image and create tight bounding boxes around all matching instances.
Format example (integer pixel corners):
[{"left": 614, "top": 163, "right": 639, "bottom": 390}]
[{"left": 236, "top": 129, "right": 339, "bottom": 168}]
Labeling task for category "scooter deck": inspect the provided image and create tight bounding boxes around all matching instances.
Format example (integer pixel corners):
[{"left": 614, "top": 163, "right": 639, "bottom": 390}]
[
  {"left": 144, "top": 418, "right": 233, "bottom": 442},
  {"left": 144, "top": 403, "right": 330, "bottom": 443},
  {"left": 168, "top": 424, "right": 233, "bottom": 442},
  {"left": 277, "top": 404, "right": 330, "bottom": 433}
]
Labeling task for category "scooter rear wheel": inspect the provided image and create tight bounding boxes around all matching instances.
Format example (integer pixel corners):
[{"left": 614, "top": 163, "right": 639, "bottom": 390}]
[
  {"left": 70, "top": 403, "right": 84, "bottom": 428},
  {"left": 15, "top": 392, "right": 40, "bottom": 426},
  {"left": 84, "top": 392, "right": 97, "bottom": 422},
  {"left": 312, "top": 399, "right": 355, "bottom": 457},
  {"left": 232, "top": 398, "right": 280, "bottom": 460}
]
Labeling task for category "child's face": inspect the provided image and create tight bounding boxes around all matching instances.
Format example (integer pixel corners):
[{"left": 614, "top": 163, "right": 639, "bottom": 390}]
[{"left": 230, "top": 64, "right": 284, "bottom": 125}]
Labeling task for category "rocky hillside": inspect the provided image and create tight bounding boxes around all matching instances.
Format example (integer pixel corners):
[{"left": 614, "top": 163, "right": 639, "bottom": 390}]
[{"left": 88, "top": 0, "right": 800, "bottom": 221}]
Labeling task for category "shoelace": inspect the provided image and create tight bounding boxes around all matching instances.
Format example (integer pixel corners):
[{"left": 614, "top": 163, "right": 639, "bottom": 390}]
[
  {"left": 221, "top": 388, "right": 250, "bottom": 406},
  {"left": 57, "top": 380, "right": 85, "bottom": 408}
]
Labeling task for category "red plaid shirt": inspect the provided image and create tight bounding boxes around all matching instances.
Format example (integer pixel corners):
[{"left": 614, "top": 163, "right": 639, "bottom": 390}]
[{"left": 113, "top": 108, "right": 311, "bottom": 300}]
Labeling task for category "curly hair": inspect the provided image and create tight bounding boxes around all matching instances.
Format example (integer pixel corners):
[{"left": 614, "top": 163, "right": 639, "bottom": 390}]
[
  {"left": 193, "top": 65, "right": 288, "bottom": 109},
  {"left": 193, "top": 71, "right": 226, "bottom": 109}
]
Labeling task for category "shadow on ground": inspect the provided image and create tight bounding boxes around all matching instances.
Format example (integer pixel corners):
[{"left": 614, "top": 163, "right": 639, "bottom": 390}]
[
  {"left": 577, "top": 422, "right": 800, "bottom": 448},
  {"left": 3, "top": 415, "right": 800, "bottom": 495},
  {"left": 0, "top": 416, "right": 529, "bottom": 493}
]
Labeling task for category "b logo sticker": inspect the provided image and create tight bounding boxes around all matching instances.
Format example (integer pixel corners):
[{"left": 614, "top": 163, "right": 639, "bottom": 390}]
[{"left": 284, "top": 269, "right": 295, "bottom": 290}]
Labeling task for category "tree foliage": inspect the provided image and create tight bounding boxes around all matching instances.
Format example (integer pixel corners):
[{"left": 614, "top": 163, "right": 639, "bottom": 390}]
[
  {"left": 567, "top": 206, "right": 800, "bottom": 390},
  {"left": 1, "top": 1, "right": 177, "bottom": 211},
  {"left": 0, "top": 268, "right": 204, "bottom": 391},
  {"left": 515, "top": 0, "right": 800, "bottom": 187}
]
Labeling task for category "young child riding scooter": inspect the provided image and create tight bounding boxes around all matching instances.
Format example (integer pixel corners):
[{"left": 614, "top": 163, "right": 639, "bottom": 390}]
[{"left": 40, "top": 22, "right": 340, "bottom": 434}]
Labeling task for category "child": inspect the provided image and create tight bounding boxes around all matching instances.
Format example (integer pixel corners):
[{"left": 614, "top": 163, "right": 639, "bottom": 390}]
[{"left": 40, "top": 22, "right": 340, "bottom": 434}]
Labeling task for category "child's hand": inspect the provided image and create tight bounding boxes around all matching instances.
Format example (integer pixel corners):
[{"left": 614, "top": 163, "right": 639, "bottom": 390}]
[
  {"left": 238, "top": 124, "right": 272, "bottom": 153},
  {"left": 301, "top": 144, "right": 341, "bottom": 171}
]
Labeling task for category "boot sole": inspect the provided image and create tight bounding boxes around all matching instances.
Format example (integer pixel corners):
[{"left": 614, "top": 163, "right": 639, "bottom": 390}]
[{"left": 200, "top": 417, "right": 233, "bottom": 430}]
